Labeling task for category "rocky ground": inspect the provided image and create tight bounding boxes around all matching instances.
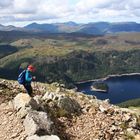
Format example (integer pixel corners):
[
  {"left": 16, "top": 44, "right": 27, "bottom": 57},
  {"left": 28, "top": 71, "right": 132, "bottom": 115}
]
[
  {"left": 0, "top": 103, "right": 26, "bottom": 140},
  {"left": 0, "top": 79, "right": 140, "bottom": 140}
]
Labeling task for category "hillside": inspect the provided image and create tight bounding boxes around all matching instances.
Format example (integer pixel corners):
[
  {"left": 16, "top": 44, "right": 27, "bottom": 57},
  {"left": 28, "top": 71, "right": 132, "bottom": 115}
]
[
  {"left": 0, "top": 45, "right": 18, "bottom": 59},
  {"left": 0, "top": 33, "right": 140, "bottom": 86},
  {"left": 0, "top": 78, "right": 140, "bottom": 140},
  {"left": 0, "top": 32, "right": 140, "bottom": 87}
]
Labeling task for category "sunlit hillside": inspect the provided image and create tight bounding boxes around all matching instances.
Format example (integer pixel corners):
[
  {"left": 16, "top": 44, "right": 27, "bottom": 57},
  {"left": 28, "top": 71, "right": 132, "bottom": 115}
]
[{"left": 0, "top": 32, "right": 140, "bottom": 87}]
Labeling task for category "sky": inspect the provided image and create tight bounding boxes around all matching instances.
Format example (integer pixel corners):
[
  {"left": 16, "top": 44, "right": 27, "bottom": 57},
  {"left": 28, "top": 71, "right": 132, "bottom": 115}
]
[{"left": 0, "top": 0, "right": 140, "bottom": 26}]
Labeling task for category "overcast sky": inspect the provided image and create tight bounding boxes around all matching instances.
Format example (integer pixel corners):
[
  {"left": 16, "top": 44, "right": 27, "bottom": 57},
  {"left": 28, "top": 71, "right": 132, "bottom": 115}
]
[{"left": 0, "top": 0, "right": 140, "bottom": 26}]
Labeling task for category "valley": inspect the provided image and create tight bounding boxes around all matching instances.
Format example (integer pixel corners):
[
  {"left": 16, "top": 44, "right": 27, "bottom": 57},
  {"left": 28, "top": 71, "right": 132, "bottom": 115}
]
[{"left": 0, "top": 31, "right": 140, "bottom": 88}]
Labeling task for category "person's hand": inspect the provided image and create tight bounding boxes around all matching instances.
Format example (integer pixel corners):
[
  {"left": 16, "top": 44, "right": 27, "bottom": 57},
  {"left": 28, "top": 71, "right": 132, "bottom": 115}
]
[{"left": 32, "top": 76, "right": 36, "bottom": 80}]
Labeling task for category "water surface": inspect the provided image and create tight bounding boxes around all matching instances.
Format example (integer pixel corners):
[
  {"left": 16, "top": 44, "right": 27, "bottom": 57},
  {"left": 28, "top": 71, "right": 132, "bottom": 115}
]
[{"left": 76, "top": 75, "right": 140, "bottom": 104}]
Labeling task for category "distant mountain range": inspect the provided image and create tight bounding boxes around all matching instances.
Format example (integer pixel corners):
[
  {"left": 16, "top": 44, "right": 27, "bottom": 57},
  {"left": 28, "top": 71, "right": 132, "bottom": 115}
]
[{"left": 0, "top": 21, "right": 140, "bottom": 35}]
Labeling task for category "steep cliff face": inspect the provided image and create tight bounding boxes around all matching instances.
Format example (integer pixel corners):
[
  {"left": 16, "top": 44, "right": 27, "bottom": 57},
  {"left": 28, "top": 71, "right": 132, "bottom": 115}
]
[{"left": 0, "top": 79, "right": 140, "bottom": 140}]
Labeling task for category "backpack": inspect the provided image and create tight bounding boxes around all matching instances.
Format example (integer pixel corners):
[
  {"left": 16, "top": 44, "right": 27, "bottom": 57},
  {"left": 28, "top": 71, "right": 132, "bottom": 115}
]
[{"left": 18, "top": 70, "right": 26, "bottom": 84}]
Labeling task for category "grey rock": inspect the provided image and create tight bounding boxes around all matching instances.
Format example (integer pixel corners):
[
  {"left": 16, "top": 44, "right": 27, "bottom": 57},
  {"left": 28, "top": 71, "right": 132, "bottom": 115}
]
[
  {"left": 127, "top": 128, "right": 135, "bottom": 136},
  {"left": 99, "top": 105, "right": 107, "bottom": 113},
  {"left": 42, "top": 92, "right": 55, "bottom": 101},
  {"left": 0, "top": 89, "right": 3, "bottom": 93},
  {"left": 17, "top": 107, "right": 31, "bottom": 119},
  {"left": 33, "top": 95, "right": 42, "bottom": 104},
  {"left": 55, "top": 87, "right": 61, "bottom": 94},
  {"left": 51, "top": 82, "right": 60, "bottom": 87},
  {"left": 58, "top": 96, "right": 81, "bottom": 114},
  {"left": 23, "top": 110, "right": 53, "bottom": 136},
  {"left": 13, "top": 93, "right": 39, "bottom": 111},
  {"left": 26, "top": 135, "right": 60, "bottom": 140}
]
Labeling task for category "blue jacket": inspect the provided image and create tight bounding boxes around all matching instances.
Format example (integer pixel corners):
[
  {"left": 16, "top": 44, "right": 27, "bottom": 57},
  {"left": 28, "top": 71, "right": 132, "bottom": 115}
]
[{"left": 25, "top": 70, "right": 32, "bottom": 84}]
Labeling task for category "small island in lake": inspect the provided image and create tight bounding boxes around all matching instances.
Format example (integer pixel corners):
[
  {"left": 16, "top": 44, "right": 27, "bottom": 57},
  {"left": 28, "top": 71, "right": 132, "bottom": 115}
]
[{"left": 91, "top": 82, "right": 109, "bottom": 93}]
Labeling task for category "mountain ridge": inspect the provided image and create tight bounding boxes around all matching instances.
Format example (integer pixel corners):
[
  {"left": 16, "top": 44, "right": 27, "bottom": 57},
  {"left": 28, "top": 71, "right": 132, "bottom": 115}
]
[{"left": 0, "top": 21, "right": 140, "bottom": 35}]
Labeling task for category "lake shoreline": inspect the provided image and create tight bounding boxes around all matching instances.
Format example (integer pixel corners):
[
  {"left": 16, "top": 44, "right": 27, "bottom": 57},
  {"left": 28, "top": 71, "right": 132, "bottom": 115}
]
[{"left": 76, "top": 73, "right": 140, "bottom": 84}]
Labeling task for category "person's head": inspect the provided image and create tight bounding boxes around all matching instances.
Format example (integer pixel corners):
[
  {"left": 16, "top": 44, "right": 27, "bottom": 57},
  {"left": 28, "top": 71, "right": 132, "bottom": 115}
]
[{"left": 27, "top": 65, "right": 35, "bottom": 72}]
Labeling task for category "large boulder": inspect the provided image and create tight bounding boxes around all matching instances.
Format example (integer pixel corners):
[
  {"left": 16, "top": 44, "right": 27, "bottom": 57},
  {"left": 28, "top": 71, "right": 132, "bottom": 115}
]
[
  {"left": 42, "top": 92, "right": 81, "bottom": 115},
  {"left": 13, "top": 93, "right": 39, "bottom": 118},
  {"left": 42, "top": 92, "right": 58, "bottom": 101},
  {"left": 58, "top": 96, "right": 81, "bottom": 115},
  {"left": 23, "top": 110, "right": 53, "bottom": 136},
  {"left": 13, "top": 93, "right": 39, "bottom": 111},
  {"left": 26, "top": 135, "right": 60, "bottom": 140}
]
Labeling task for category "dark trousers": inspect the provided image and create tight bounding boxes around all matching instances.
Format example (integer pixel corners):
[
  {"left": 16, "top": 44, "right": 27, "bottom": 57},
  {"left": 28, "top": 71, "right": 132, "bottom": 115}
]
[{"left": 23, "top": 84, "right": 33, "bottom": 97}]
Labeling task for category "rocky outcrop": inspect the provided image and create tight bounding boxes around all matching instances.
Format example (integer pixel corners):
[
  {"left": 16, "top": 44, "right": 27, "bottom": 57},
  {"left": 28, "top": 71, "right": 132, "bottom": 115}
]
[
  {"left": 58, "top": 96, "right": 81, "bottom": 114},
  {"left": 0, "top": 79, "right": 140, "bottom": 140},
  {"left": 13, "top": 93, "right": 39, "bottom": 118},
  {"left": 23, "top": 110, "right": 53, "bottom": 136},
  {"left": 41, "top": 91, "right": 81, "bottom": 116},
  {"left": 11, "top": 92, "right": 60, "bottom": 139},
  {"left": 13, "top": 93, "right": 39, "bottom": 111}
]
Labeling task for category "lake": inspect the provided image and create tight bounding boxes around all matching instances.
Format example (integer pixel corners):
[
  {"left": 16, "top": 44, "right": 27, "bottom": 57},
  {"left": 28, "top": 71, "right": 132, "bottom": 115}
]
[{"left": 76, "top": 74, "right": 140, "bottom": 104}]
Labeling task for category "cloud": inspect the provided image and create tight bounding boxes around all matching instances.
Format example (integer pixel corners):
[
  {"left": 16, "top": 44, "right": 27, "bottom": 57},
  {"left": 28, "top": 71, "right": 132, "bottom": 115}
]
[
  {"left": 13, "top": 0, "right": 39, "bottom": 14},
  {"left": 0, "top": 0, "right": 140, "bottom": 26},
  {"left": 133, "top": 9, "right": 140, "bottom": 17},
  {"left": 1, "top": 0, "right": 72, "bottom": 22},
  {"left": 74, "top": 0, "right": 140, "bottom": 22},
  {"left": 38, "top": 0, "right": 72, "bottom": 18},
  {"left": 0, "top": 0, "right": 12, "bottom": 8}
]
